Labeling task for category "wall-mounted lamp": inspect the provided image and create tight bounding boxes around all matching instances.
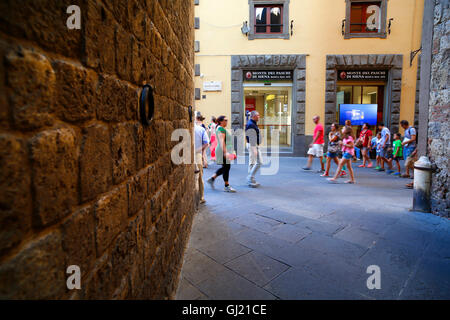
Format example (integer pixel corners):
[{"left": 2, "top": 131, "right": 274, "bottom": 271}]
[
  {"left": 388, "top": 18, "right": 394, "bottom": 34},
  {"left": 139, "top": 84, "right": 154, "bottom": 126},
  {"left": 341, "top": 19, "right": 346, "bottom": 36},
  {"left": 241, "top": 21, "right": 250, "bottom": 36}
]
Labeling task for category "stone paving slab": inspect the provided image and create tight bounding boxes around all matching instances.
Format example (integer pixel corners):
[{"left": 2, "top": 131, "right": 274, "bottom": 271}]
[
  {"left": 224, "top": 251, "right": 290, "bottom": 287},
  {"left": 176, "top": 157, "right": 450, "bottom": 300}
]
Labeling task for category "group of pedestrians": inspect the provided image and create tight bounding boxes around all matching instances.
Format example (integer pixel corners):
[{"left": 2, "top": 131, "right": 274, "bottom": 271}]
[
  {"left": 194, "top": 110, "right": 418, "bottom": 204},
  {"left": 303, "top": 116, "right": 417, "bottom": 187}
]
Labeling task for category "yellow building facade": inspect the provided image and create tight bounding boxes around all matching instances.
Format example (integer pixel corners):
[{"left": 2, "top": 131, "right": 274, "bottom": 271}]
[{"left": 194, "top": 0, "right": 424, "bottom": 156}]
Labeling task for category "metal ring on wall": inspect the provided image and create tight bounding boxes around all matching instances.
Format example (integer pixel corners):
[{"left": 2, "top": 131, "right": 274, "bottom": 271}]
[
  {"left": 188, "top": 105, "right": 193, "bottom": 122},
  {"left": 139, "top": 84, "right": 154, "bottom": 126}
]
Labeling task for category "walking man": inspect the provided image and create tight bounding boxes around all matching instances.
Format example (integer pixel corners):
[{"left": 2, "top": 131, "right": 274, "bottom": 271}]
[
  {"left": 376, "top": 123, "right": 394, "bottom": 174},
  {"left": 194, "top": 113, "right": 209, "bottom": 203},
  {"left": 303, "top": 115, "right": 325, "bottom": 172},
  {"left": 400, "top": 120, "right": 417, "bottom": 178},
  {"left": 245, "top": 111, "right": 262, "bottom": 187}
]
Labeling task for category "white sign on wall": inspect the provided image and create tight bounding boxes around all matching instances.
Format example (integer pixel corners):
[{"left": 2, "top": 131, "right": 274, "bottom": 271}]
[{"left": 203, "top": 81, "right": 222, "bottom": 92}]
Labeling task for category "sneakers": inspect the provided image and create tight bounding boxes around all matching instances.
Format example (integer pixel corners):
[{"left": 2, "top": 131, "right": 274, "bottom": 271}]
[
  {"left": 340, "top": 170, "right": 347, "bottom": 177},
  {"left": 320, "top": 172, "right": 329, "bottom": 177},
  {"left": 393, "top": 172, "right": 401, "bottom": 176},
  {"left": 367, "top": 163, "right": 373, "bottom": 168},
  {"left": 224, "top": 185, "right": 237, "bottom": 193},
  {"left": 375, "top": 167, "right": 385, "bottom": 171},
  {"left": 386, "top": 169, "right": 394, "bottom": 174},
  {"left": 374, "top": 166, "right": 381, "bottom": 170},
  {"left": 248, "top": 182, "right": 260, "bottom": 188},
  {"left": 302, "top": 166, "right": 312, "bottom": 171},
  {"left": 206, "top": 177, "right": 215, "bottom": 189},
  {"left": 358, "top": 164, "right": 365, "bottom": 168}
]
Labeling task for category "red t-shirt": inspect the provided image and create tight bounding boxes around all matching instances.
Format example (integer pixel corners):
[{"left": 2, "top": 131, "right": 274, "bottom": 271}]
[
  {"left": 314, "top": 123, "right": 324, "bottom": 144},
  {"left": 359, "top": 129, "right": 373, "bottom": 147}
]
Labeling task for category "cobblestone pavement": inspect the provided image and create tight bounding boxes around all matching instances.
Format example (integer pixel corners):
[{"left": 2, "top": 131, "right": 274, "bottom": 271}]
[{"left": 176, "top": 157, "right": 450, "bottom": 300}]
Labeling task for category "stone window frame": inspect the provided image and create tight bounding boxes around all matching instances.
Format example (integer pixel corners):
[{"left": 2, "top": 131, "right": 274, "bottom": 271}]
[
  {"left": 324, "top": 54, "right": 403, "bottom": 136},
  {"left": 231, "top": 54, "right": 307, "bottom": 156},
  {"left": 344, "top": 0, "right": 388, "bottom": 39},
  {"left": 248, "top": 0, "right": 290, "bottom": 40}
]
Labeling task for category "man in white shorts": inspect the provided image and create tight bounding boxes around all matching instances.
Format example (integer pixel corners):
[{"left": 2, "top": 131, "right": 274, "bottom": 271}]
[{"left": 303, "top": 115, "right": 325, "bottom": 172}]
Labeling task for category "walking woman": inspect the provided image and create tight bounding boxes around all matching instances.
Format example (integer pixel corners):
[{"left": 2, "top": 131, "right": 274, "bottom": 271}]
[
  {"left": 328, "top": 126, "right": 356, "bottom": 184},
  {"left": 358, "top": 122, "right": 373, "bottom": 168},
  {"left": 208, "top": 116, "right": 217, "bottom": 162},
  {"left": 321, "top": 123, "right": 341, "bottom": 177},
  {"left": 207, "top": 116, "right": 237, "bottom": 192}
]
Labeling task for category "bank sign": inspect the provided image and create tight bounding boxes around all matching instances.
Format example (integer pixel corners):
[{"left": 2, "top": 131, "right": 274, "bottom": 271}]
[
  {"left": 338, "top": 70, "right": 387, "bottom": 81},
  {"left": 244, "top": 70, "right": 293, "bottom": 81}
]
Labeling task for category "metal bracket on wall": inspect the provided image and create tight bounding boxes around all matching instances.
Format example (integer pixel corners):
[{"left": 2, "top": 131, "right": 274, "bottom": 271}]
[
  {"left": 290, "top": 20, "right": 294, "bottom": 36},
  {"left": 341, "top": 19, "right": 346, "bottom": 36},
  {"left": 188, "top": 105, "right": 193, "bottom": 122},
  {"left": 139, "top": 84, "right": 154, "bottom": 126},
  {"left": 410, "top": 46, "right": 422, "bottom": 67},
  {"left": 241, "top": 21, "right": 250, "bottom": 36},
  {"left": 388, "top": 18, "right": 394, "bottom": 35}
]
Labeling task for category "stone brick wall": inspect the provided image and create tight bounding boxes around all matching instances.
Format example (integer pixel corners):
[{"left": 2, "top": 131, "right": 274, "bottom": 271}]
[
  {"left": 0, "top": 0, "right": 196, "bottom": 299},
  {"left": 428, "top": 0, "right": 449, "bottom": 217}
]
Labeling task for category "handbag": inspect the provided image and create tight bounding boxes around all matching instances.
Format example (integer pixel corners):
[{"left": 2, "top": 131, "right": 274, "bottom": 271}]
[{"left": 355, "top": 138, "right": 363, "bottom": 149}]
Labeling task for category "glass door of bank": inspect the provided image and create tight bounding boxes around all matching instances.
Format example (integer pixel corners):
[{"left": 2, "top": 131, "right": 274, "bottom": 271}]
[{"left": 243, "top": 85, "right": 292, "bottom": 151}]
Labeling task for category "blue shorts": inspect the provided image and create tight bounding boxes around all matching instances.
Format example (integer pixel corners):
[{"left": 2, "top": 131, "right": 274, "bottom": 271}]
[
  {"left": 327, "top": 152, "right": 338, "bottom": 158},
  {"left": 404, "top": 146, "right": 416, "bottom": 159},
  {"left": 343, "top": 152, "right": 353, "bottom": 159}
]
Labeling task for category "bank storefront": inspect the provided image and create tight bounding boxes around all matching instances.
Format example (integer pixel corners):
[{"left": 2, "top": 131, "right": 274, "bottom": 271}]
[
  {"left": 231, "top": 55, "right": 307, "bottom": 156},
  {"left": 324, "top": 54, "right": 404, "bottom": 136}
]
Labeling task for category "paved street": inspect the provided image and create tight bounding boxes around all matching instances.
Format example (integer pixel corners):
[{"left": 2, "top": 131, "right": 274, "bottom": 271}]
[{"left": 176, "top": 157, "right": 450, "bottom": 300}]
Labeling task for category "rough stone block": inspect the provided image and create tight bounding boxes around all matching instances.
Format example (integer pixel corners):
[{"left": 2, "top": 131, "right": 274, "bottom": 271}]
[
  {"left": 53, "top": 60, "right": 97, "bottom": 122},
  {"left": 5, "top": 48, "right": 55, "bottom": 130},
  {"left": 0, "top": 231, "right": 65, "bottom": 299},
  {"left": 30, "top": 127, "right": 78, "bottom": 227},
  {"left": 80, "top": 123, "right": 112, "bottom": 202},
  {"left": 111, "top": 123, "right": 136, "bottom": 185},
  {"left": 392, "top": 80, "right": 402, "bottom": 91},
  {"left": 116, "top": 27, "right": 134, "bottom": 82},
  {"left": 392, "top": 91, "right": 401, "bottom": 102},
  {"left": 61, "top": 206, "right": 96, "bottom": 275},
  {"left": 127, "top": 168, "right": 148, "bottom": 217},
  {"left": 94, "top": 185, "right": 128, "bottom": 256},
  {"left": 392, "top": 68, "right": 402, "bottom": 80},
  {"left": 84, "top": 1, "right": 115, "bottom": 74},
  {"left": 360, "top": 55, "right": 369, "bottom": 65},
  {"left": 296, "top": 92, "right": 305, "bottom": 103},
  {"left": 297, "top": 70, "right": 306, "bottom": 81},
  {"left": 344, "top": 55, "right": 352, "bottom": 65},
  {"left": 325, "top": 81, "right": 335, "bottom": 92},
  {"left": 0, "top": 134, "right": 32, "bottom": 255},
  {"left": 326, "top": 55, "right": 336, "bottom": 69},
  {"left": 296, "top": 81, "right": 306, "bottom": 92},
  {"left": 325, "top": 103, "right": 336, "bottom": 114},
  {"left": 296, "top": 103, "right": 306, "bottom": 113},
  {"left": 326, "top": 70, "right": 335, "bottom": 81},
  {"left": 325, "top": 92, "right": 335, "bottom": 103},
  {"left": 0, "top": 0, "right": 82, "bottom": 59}
]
